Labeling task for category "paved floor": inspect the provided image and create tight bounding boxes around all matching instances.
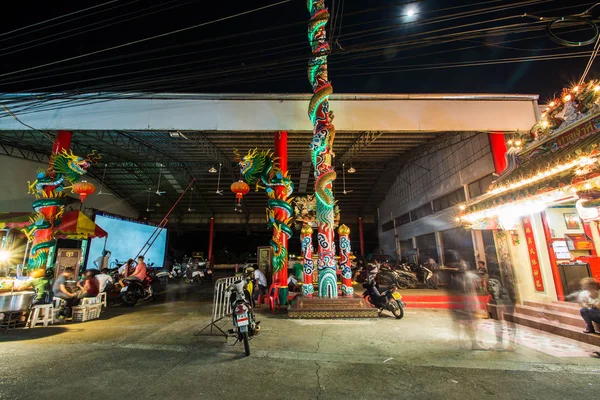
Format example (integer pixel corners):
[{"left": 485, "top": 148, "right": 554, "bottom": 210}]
[{"left": 1, "top": 284, "right": 600, "bottom": 400}]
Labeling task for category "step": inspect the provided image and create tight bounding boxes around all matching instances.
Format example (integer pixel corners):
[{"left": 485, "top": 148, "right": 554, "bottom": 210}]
[
  {"left": 406, "top": 301, "right": 486, "bottom": 310},
  {"left": 523, "top": 301, "right": 581, "bottom": 316},
  {"left": 402, "top": 294, "right": 490, "bottom": 303},
  {"left": 552, "top": 300, "right": 581, "bottom": 310},
  {"left": 514, "top": 305, "right": 584, "bottom": 328},
  {"left": 504, "top": 312, "right": 600, "bottom": 347}
]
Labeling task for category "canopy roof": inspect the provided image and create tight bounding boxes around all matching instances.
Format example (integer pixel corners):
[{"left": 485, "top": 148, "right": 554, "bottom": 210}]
[{"left": 0, "top": 211, "right": 107, "bottom": 240}]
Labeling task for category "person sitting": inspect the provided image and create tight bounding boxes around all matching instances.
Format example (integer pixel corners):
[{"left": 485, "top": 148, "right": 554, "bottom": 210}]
[
  {"left": 120, "top": 256, "right": 147, "bottom": 286},
  {"left": 578, "top": 277, "right": 600, "bottom": 334},
  {"left": 95, "top": 268, "right": 114, "bottom": 293},
  {"left": 117, "top": 258, "right": 134, "bottom": 280},
  {"left": 253, "top": 266, "right": 268, "bottom": 301},
  {"left": 77, "top": 270, "right": 100, "bottom": 299},
  {"left": 52, "top": 267, "right": 79, "bottom": 319},
  {"left": 20, "top": 268, "right": 53, "bottom": 305},
  {"left": 288, "top": 274, "right": 300, "bottom": 292}
]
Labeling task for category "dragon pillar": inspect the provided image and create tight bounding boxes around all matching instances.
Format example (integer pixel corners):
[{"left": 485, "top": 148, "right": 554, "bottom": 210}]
[
  {"left": 307, "top": 0, "right": 337, "bottom": 298},
  {"left": 300, "top": 224, "right": 314, "bottom": 297},
  {"left": 338, "top": 224, "right": 353, "bottom": 296},
  {"left": 25, "top": 132, "right": 99, "bottom": 270}
]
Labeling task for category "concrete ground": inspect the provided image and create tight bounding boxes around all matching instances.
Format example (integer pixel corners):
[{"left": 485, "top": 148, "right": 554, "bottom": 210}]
[{"left": 1, "top": 282, "right": 600, "bottom": 400}]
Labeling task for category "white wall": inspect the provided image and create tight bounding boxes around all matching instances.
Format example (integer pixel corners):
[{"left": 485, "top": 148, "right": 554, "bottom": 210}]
[
  {"left": 0, "top": 155, "right": 138, "bottom": 219},
  {"left": 0, "top": 94, "right": 538, "bottom": 133}
]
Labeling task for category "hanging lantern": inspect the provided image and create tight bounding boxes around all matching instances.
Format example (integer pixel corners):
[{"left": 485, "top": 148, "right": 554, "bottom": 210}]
[
  {"left": 231, "top": 180, "right": 250, "bottom": 207},
  {"left": 72, "top": 180, "right": 96, "bottom": 202}
]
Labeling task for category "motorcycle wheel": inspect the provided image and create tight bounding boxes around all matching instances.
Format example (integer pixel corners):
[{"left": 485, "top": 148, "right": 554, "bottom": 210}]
[
  {"left": 389, "top": 300, "right": 404, "bottom": 319},
  {"left": 243, "top": 331, "right": 250, "bottom": 357},
  {"left": 122, "top": 292, "right": 138, "bottom": 307}
]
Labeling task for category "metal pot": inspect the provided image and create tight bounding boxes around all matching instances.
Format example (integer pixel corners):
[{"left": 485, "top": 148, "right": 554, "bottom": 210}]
[{"left": 0, "top": 292, "right": 35, "bottom": 313}]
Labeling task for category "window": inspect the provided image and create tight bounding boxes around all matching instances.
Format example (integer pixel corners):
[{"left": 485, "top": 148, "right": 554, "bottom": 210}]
[
  {"left": 468, "top": 173, "right": 494, "bottom": 198},
  {"left": 381, "top": 220, "right": 394, "bottom": 232},
  {"left": 410, "top": 203, "right": 433, "bottom": 220},
  {"left": 415, "top": 233, "right": 437, "bottom": 263},
  {"left": 432, "top": 188, "right": 466, "bottom": 212},
  {"left": 394, "top": 212, "right": 411, "bottom": 226},
  {"left": 440, "top": 227, "right": 476, "bottom": 268}
]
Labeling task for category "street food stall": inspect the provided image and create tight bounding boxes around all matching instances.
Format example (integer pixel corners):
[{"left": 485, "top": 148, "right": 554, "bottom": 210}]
[
  {"left": 0, "top": 211, "right": 107, "bottom": 328},
  {"left": 459, "top": 80, "right": 600, "bottom": 303}
]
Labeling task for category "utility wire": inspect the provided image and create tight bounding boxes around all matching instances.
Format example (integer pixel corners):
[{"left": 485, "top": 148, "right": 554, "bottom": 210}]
[{"left": 0, "top": 0, "right": 293, "bottom": 79}]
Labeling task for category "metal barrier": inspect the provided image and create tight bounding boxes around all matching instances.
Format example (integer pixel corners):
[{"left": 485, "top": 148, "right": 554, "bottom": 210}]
[{"left": 195, "top": 275, "right": 238, "bottom": 337}]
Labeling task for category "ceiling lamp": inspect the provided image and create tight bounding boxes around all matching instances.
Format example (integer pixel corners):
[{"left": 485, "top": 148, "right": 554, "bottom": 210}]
[
  {"left": 168, "top": 131, "right": 188, "bottom": 139},
  {"left": 347, "top": 166, "right": 356, "bottom": 174},
  {"left": 208, "top": 166, "right": 217, "bottom": 173}
]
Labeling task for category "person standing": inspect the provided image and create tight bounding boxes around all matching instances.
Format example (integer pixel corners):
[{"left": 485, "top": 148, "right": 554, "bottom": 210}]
[
  {"left": 53, "top": 267, "right": 79, "bottom": 319},
  {"left": 253, "top": 266, "right": 268, "bottom": 301},
  {"left": 93, "top": 250, "right": 111, "bottom": 270}
]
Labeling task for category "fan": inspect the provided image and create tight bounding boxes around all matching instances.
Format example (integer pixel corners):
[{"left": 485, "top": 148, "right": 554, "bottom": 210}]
[
  {"left": 148, "top": 168, "right": 166, "bottom": 196},
  {"left": 97, "top": 164, "right": 113, "bottom": 195},
  {"left": 187, "top": 187, "right": 196, "bottom": 212},
  {"left": 342, "top": 163, "right": 353, "bottom": 195},
  {"left": 207, "top": 163, "right": 224, "bottom": 195}
]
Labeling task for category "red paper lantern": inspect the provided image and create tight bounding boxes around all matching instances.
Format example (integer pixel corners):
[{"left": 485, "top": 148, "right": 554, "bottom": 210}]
[
  {"left": 231, "top": 180, "right": 250, "bottom": 206},
  {"left": 72, "top": 180, "right": 96, "bottom": 202}
]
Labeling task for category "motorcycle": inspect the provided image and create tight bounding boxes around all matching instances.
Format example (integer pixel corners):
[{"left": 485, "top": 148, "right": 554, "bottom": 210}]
[
  {"left": 120, "top": 263, "right": 168, "bottom": 306},
  {"left": 415, "top": 263, "right": 437, "bottom": 289},
  {"left": 362, "top": 273, "right": 405, "bottom": 319},
  {"left": 378, "top": 264, "right": 418, "bottom": 289},
  {"left": 170, "top": 263, "right": 185, "bottom": 281},
  {"left": 183, "top": 262, "right": 205, "bottom": 284},
  {"left": 227, "top": 275, "right": 259, "bottom": 356}
]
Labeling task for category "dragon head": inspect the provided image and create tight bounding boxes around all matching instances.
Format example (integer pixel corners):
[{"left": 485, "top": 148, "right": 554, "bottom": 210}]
[
  {"left": 50, "top": 149, "right": 98, "bottom": 183},
  {"left": 235, "top": 148, "right": 271, "bottom": 188}
]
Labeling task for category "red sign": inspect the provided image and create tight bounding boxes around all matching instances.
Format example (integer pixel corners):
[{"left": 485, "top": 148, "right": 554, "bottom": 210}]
[{"left": 522, "top": 217, "right": 545, "bottom": 292}]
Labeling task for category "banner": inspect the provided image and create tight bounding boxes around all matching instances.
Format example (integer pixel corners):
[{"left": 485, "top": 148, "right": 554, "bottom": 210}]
[{"left": 522, "top": 217, "right": 545, "bottom": 292}]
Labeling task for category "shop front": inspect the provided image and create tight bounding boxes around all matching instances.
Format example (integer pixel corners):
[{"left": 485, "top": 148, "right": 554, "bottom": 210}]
[{"left": 460, "top": 81, "right": 600, "bottom": 304}]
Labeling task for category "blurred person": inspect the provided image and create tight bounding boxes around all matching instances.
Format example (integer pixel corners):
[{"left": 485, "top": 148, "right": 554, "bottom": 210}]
[
  {"left": 53, "top": 267, "right": 79, "bottom": 319},
  {"left": 77, "top": 270, "right": 99, "bottom": 298},
  {"left": 578, "top": 277, "right": 600, "bottom": 334},
  {"left": 93, "top": 250, "right": 111, "bottom": 270},
  {"left": 95, "top": 268, "right": 114, "bottom": 293},
  {"left": 449, "top": 261, "right": 486, "bottom": 350},
  {"left": 488, "top": 277, "right": 517, "bottom": 352},
  {"left": 253, "top": 265, "right": 267, "bottom": 301},
  {"left": 120, "top": 256, "right": 147, "bottom": 286},
  {"left": 19, "top": 268, "right": 53, "bottom": 305},
  {"left": 288, "top": 273, "right": 300, "bottom": 292},
  {"left": 118, "top": 258, "right": 135, "bottom": 278},
  {"left": 477, "top": 261, "right": 489, "bottom": 293}
]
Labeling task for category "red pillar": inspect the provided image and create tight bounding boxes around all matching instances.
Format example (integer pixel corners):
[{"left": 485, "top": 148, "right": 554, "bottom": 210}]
[
  {"left": 488, "top": 132, "right": 507, "bottom": 174},
  {"left": 207, "top": 217, "right": 215, "bottom": 266},
  {"left": 540, "top": 211, "right": 565, "bottom": 300},
  {"left": 583, "top": 222, "right": 598, "bottom": 256},
  {"left": 51, "top": 130, "right": 72, "bottom": 156},
  {"left": 274, "top": 131, "right": 289, "bottom": 303},
  {"left": 358, "top": 217, "right": 365, "bottom": 257}
]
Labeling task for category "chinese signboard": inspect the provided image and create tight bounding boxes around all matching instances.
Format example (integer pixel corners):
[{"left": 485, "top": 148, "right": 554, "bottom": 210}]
[
  {"left": 54, "top": 248, "right": 82, "bottom": 281},
  {"left": 522, "top": 217, "right": 545, "bottom": 292}
]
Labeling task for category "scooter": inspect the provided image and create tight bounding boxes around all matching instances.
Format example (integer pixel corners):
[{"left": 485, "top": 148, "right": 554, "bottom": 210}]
[
  {"left": 415, "top": 264, "right": 437, "bottom": 289},
  {"left": 362, "top": 273, "right": 405, "bottom": 319},
  {"left": 227, "top": 275, "right": 259, "bottom": 356},
  {"left": 183, "top": 263, "right": 205, "bottom": 284},
  {"left": 119, "top": 263, "right": 162, "bottom": 306}
]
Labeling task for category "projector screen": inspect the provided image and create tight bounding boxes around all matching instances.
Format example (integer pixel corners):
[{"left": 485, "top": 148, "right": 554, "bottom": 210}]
[{"left": 86, "top": 214, "right": 167, "bottom": 270}]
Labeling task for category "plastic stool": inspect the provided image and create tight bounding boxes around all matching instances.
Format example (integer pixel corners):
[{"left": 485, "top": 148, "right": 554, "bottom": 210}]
[{"left": 28, "top": 304, "right": 54, "bottom": 328}]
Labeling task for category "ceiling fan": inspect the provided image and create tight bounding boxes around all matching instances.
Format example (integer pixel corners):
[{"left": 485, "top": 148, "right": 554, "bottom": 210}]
[
  {"left": 97, "top": 164, "right": 113, "bottom": 196},
  {"left": 342, "top": 163, "right": 354, "bottom": 195},
  {"left": 145, "top": 192, "right": 155, "bottom": 212},
  {"left": 187, "top": 187, "right": 196, "bottom": 212},
  {"left": 148, "top": 168, "right": 166, "bottom": 196},
  {"left": 207, "top": 163, "right": 224, "bottom": 195}
]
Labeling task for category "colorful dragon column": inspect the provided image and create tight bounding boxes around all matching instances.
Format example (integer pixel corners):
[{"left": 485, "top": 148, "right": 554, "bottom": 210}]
[
  {"left": 300, "top": 224, "right": 314, "bottom": 296},
  {"left": 24, "top": 149, "right": 99, "bottom": 269},
  {"left": 338, "top": 224, "right": 353, "bottom": 296},
  {"left": 235, "top": 148, "right": 294, "bottom": 300},
  {"left": 307, "top": 0, "right": 338, "bottom": 298}
]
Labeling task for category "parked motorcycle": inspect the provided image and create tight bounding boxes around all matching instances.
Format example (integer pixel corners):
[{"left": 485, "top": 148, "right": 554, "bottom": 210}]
[
  {"left": 119, "top": 263, "right": 168, "bottom": 306},
  {"left": 378, "top": 264, "right": 418, "bottom": 289},
  {"left": 170, "top": 263, "right": 185, "bottom": 281},
  {"left": 362, "top": 273, "right": 405, "bottom": 319},
  {"left": 415, "top": 264, "right": 437, "bottom": 289},
  {"left": 183, "top": 263, "right": 205, "bottom": 284},
  {"left": 227, "top": 275, "right": 259, "bottom": 356}
]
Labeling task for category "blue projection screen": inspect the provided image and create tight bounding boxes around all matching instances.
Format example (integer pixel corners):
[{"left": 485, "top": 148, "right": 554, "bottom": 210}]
[{"left": 86, "top": 214, "right": 167, "bottom": 270}]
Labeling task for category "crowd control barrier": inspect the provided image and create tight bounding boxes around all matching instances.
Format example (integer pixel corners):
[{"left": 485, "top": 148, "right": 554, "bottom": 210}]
[{"left": 195, "top": 275, "right": 238, "bottom": 337}]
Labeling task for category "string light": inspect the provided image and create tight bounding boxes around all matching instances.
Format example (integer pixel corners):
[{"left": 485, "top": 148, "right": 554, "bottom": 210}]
[{"left": 563, "top": 94, "right": 572, "bottom": 102}]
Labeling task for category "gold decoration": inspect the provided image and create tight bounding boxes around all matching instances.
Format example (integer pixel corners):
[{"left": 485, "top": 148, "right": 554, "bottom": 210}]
[
  {"left": 338, "top": 224, "right": 350, "bottom": 235},
  {"left": 301, "top": 224, "right": 314, "bottom": 235}
]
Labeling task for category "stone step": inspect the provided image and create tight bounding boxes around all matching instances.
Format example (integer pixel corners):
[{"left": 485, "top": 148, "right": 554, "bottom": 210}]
[
  {"left": 504, "top": 312, "right": 600, "bottom": 347},
  {"left": 515, "top": 305, "right": 583, "bottom": 328},
  {"left": 523, "top": 301, "right": 581, "bottom": 316},
  {"left": 406, "top": 301, "right": 486, "bottom": 310},
  {"left": 552, "top": 300, "right": 581, "bottom": 310}
]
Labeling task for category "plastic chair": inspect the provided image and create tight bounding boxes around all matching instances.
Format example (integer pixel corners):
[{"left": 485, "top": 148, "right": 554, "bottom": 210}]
[
  {"left": 81, "top": 296, "right": 99, "bottom": 306},
  {"left": 268, "top": 283, "right": 281, "bottom": 314},
  {"left": 98, "top": 292, "right": 107, "bottom": 308},
  {"left": 28, "top": 304, "right": 54, "bottom": 328}
]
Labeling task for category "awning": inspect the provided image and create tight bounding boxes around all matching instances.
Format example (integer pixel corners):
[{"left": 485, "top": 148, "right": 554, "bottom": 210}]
[
  {"left": 55, "top": 211, "right": 108, "bottom": 240},
  {"left": 0, "top": 213, "right": 32, "bottom": 229}
]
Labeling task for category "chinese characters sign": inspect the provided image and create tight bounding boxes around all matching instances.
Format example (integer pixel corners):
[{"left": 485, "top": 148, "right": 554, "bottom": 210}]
[{"left": 522, "top": 217, "right": 545, "bottom": 292}]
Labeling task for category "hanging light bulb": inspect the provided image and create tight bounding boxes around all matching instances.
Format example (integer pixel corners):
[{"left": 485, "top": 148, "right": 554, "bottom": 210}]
[{"left": 208, "top": 166, "right": 217, "bottom": 173}]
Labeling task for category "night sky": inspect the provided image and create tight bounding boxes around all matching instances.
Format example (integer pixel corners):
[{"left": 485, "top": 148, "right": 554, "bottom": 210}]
[{"left": 1, "top": 0, "right": 599, "bottom": 103}]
